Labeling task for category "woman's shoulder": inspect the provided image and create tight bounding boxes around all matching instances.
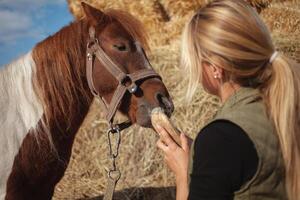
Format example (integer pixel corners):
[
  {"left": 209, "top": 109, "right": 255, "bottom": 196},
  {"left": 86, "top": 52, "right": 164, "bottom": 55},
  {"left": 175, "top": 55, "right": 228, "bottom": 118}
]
[
  {"left": 196, "top": 120, "right": 253, "bottom": 145},
  {"left": 194, "top": 119, "right": 258, "bottom": 167},
  {"left": 194, "top": 120, "right": 258, "bottom": 164}
]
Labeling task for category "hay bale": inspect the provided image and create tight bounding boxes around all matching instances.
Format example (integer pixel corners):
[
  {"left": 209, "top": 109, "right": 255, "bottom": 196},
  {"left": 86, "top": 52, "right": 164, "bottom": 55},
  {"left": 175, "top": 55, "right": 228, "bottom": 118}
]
[
  {"left": 67, "top": 0, "right": 179, "bottom": 47},
  {"left": 272, "top": 33, "right": 300, "bottom": 63},
  {"left": 261, "top": 1, "right": 300, "bottom": 62},
  {"left": 261, "top": 2, "right": 300, "bottom": 35},
  {"left": 247, "top": 0, "right": 272, "bottom": 12},
  {"left": 158, "top": 0, "right": 206, "bottom": 18}
]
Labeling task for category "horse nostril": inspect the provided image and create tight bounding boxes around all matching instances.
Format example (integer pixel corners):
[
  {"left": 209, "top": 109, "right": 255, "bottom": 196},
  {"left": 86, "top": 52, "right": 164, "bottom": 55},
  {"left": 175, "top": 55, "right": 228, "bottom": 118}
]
[{"left": 155, "top": 92, "right": 174, "bottom": 116}]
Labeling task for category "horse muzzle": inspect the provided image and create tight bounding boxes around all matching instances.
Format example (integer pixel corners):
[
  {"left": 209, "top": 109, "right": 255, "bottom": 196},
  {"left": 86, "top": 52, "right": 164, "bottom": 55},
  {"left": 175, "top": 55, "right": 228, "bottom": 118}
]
[{"left": 135, "top": 94, "right": 174, "bottom": 128}]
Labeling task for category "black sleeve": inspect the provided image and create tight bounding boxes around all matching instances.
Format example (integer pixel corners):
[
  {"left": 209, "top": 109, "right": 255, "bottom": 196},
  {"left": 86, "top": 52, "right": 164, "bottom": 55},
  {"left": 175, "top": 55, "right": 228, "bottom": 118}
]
[{"left": 188, "top": 120, "right": 258, "bottom": 200}]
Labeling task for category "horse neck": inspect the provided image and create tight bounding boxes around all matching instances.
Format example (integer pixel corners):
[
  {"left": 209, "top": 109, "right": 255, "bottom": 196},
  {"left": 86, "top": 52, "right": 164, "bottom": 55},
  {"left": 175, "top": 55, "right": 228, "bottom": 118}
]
[{"left": 32, "top": 20, "right": 94, "bottom": 139}]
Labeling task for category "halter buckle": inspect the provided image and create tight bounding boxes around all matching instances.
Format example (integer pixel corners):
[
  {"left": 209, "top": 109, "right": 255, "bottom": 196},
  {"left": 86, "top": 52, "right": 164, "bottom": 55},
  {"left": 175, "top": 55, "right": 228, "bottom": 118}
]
[
  {"left": 119, "top": 75, "right": 138, "bottom": 94},
  {"left": 127, "top": 83, "right": 138, "bottom": 93},
  {"left": 87, "top": 38, "right": 99, "bottom": 49},
  {"left": 87, "top": 53, "right": 93, "bottom": 61}
]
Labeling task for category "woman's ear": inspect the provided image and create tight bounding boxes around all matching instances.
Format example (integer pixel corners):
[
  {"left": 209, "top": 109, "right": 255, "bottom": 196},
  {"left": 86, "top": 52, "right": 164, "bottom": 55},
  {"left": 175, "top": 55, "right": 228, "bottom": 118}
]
[
  {"left": 81, "top": 2, "right": 109, "bottom": 26},
  {"left": 212, "top": 64, "right": 223, "bottom": 80},
  {"left": 204, "top": 61, "right": 223, "bottom": 80}
]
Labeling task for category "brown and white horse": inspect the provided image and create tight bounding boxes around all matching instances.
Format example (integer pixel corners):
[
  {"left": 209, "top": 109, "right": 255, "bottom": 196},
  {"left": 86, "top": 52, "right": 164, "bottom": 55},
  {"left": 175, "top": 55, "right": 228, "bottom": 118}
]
[{"left": 0, "top": 3, "right": 173, "bottom": 200}]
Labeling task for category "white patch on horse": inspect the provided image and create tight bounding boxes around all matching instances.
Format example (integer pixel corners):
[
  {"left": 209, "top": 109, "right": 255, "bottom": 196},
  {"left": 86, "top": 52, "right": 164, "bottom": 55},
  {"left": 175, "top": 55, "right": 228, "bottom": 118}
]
[{"left": 0, "top": 52, "right": 43, "bottom": 199}]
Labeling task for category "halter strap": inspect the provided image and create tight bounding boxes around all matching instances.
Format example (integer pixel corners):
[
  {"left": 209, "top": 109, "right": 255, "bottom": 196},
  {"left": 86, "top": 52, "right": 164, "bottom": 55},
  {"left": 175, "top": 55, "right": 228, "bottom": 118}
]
[{"left": 86, "top": 26, "right": 161, "bottom": 126}]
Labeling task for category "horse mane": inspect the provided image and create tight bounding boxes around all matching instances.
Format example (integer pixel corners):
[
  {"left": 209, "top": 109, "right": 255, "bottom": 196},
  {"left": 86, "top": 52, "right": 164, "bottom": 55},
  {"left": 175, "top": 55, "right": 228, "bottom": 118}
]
[
  {"left": 32, "top": 20, "right": 92, "bottom": 129},
  {"left": 32, "top": 9, "right": 149, "bottom": 130}
]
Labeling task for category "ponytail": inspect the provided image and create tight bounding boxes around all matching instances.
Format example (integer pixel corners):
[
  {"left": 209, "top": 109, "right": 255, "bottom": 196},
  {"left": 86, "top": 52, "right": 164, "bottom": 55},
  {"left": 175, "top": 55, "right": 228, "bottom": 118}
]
[{"left": 262, "top": 53, "right": 300, "bottom": 200}]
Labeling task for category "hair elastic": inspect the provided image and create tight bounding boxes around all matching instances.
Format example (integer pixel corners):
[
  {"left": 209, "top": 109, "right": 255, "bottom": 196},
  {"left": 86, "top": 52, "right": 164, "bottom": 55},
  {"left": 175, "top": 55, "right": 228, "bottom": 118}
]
[{"left": 269, "top": 51, "right": 279, "bottom": 64}]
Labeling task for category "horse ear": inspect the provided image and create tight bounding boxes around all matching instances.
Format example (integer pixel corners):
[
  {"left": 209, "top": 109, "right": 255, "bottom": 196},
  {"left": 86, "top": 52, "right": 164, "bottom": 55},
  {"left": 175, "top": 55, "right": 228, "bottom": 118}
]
[{"left": 81, "top": 2, "right": 108, "bottom": 26}]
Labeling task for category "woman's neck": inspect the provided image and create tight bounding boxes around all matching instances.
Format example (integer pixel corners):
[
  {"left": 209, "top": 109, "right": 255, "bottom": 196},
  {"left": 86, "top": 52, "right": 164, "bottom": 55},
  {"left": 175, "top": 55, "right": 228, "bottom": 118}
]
[{"left": 219, "top": 82, "right": 241, "bottom": 103}]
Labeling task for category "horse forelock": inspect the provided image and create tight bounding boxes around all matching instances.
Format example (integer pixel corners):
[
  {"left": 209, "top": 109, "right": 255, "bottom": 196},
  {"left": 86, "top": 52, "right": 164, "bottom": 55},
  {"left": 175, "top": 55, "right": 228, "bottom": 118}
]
[{"left": 106, "top": 9, "right": 150, "bottom": 51}]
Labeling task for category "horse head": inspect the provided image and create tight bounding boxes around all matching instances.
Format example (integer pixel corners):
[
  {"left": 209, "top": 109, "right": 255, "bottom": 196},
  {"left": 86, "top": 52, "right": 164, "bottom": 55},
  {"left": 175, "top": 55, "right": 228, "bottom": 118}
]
[{"left": 82, "top": 3, "right": 174, "bottom": 128}]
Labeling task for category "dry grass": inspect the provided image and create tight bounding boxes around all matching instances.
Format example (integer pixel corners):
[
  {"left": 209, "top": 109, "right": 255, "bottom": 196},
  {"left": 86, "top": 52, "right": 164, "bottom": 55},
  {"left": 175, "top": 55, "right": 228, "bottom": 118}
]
[
  {"left": 53, "top": 0, "right": 299, "bottom": 199},
  {"left": 261, "top": 1, "right": 300, "bottom": 62}
]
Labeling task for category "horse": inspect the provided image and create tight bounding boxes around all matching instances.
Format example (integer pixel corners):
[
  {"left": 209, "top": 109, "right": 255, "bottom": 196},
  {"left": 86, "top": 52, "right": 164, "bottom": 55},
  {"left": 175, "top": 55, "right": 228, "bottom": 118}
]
[{"left": 0, "top": 3, "right": 174, "bottom": 200}]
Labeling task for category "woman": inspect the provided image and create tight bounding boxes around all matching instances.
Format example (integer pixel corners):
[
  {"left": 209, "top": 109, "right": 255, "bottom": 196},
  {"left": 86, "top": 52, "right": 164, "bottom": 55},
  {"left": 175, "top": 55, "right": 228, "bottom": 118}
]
[{"left": 154, "top": 0, "right": 300, "bottom": 200}]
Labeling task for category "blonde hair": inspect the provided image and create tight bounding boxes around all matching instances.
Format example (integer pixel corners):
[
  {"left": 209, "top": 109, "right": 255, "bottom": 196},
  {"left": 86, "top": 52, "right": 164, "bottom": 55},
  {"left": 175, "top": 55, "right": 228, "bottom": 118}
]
[{"left": 181, "top": 0, "right": 300, "bottom": 199}]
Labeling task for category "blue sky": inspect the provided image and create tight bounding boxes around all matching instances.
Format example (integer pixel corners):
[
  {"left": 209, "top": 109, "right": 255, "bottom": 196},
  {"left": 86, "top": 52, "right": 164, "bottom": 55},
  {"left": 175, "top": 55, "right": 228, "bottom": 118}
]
[{"left": 0, "top": 0, "right": 73, "bottom": 66}]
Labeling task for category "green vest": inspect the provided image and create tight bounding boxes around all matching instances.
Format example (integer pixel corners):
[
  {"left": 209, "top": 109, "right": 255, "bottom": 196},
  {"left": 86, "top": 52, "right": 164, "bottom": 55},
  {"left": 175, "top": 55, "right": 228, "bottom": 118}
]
[{"left": 189, "top": 87, "right": 287, "bottom": 199}]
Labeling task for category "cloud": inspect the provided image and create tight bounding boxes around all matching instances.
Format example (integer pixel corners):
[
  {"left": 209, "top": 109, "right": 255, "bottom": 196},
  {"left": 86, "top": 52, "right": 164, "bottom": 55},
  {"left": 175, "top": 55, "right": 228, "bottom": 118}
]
[
  {"left": 0, "top": 0, "right": 65, "bottom": 11},
  {"left": 0, "top": 10, "right": 31, "bottom": 33},
  {"left": 0, "top": 0, "right": 66, "bottom": 45},
  {"left": 0, "top": 9, "right": 44, "bottom": 45},
  {"left": 0, "top": 29, "right": 45, "bottom": 46}
]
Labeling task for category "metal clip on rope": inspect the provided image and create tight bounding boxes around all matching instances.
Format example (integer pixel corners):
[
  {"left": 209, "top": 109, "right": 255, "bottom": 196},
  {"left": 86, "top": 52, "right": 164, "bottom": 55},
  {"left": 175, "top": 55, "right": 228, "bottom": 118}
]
[{"left": 103, "top": 125, "right": 121, "bottom": 200}]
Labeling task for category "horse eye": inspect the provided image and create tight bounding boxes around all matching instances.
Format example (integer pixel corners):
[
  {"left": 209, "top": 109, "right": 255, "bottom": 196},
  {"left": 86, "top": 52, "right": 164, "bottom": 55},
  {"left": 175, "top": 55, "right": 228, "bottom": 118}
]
[{"left": 113, "top": 44, "right": 127, "bottom": 52}]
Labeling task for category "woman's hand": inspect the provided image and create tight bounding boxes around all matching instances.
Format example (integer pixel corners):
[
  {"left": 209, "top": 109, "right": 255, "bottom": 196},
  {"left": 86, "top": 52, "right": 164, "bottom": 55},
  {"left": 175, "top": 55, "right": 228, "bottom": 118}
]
[
  {"left": 155, "top": 126, "right": 193, "bottom": 200},
  {"left": 155, "top": 126, "right": 192, "bottom": 181}
]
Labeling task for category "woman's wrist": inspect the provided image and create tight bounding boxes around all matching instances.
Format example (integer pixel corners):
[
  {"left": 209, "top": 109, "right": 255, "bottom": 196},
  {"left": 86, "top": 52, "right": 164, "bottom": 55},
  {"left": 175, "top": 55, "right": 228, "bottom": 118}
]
[
  {"left": 175, "top": 174, "right": 189, "bottom": 200},
  {"left": 175, "top": 173, "right": 188, "bottom": 187}
]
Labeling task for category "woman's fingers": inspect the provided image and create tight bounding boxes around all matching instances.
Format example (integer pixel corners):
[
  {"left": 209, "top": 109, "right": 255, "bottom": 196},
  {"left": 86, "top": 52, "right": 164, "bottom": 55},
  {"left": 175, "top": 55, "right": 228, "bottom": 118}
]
[
  {"left": 156, "top": 139, "right": 167, "bottom": 152},
  {"left": 156, "top": 126, "right": 176, "bottom": 147},
  {"left": 153, "top": 124, "right": 163, "bottom": 135},
  {"left": 180, "top": 133, "right": 187, "bottom": 151},
  {"left": 180, "top": 133, "right": 189, "bottom": 152}
]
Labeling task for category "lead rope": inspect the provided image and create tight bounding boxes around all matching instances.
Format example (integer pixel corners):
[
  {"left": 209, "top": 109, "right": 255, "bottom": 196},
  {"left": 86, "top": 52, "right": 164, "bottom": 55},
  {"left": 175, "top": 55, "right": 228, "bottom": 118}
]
[{"left": 103, "top": 124, "right": 121, "bottom": 200}]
